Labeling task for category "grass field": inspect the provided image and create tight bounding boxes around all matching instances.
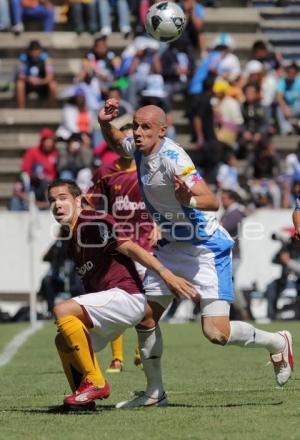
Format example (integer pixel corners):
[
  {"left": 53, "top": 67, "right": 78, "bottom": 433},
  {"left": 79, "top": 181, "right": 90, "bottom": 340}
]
[{"left": 0, "top": 320, "right": 300, "bottom": 440}]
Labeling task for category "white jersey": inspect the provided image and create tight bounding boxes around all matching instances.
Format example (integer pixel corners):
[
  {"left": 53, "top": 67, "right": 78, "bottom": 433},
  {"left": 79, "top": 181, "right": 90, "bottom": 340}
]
[{"left": 122, "top": 136, "right": 219, "bottom": 244}]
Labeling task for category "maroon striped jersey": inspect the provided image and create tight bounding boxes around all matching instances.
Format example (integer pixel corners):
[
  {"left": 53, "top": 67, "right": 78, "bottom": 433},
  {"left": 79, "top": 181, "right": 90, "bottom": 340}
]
[
  {"left": 88, "top": 161, "right": 153, "bottom": 252},
  {"left": 65, "top": 209, "right": 144, "bottom": 295}
]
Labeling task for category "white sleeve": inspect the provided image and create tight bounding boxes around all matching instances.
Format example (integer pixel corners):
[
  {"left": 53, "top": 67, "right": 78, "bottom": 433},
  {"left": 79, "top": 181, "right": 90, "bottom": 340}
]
[
  {"left": 121, "top": 136, "right": 136, "bottom": 157},
  {"left": 164, "top": 148, "right": 202, "bottom": 189}
]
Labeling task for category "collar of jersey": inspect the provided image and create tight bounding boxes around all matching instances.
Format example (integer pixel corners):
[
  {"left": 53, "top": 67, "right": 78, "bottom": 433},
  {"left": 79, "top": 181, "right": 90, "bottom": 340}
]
[{"left": 143, "top": 138, "right": 166, "bottom": 164}]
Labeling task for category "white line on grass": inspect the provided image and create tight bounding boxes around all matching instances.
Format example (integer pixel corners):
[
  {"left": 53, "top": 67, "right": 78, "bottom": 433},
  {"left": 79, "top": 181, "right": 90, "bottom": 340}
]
[{"left": 0, "top": 322, "right": 44, "bottom": 367}]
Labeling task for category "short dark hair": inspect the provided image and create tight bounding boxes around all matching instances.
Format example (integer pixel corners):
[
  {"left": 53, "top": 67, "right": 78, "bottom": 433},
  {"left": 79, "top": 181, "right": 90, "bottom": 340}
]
[
  {"left": 222, "top": 189, "right": 239, "bottom": 202},
  {"left": 252, "top": 40, "right": 267, "bottom": 51},
  {"left": 28, "top": 40, "right": 42, "bottom": 51},
  {"left": 47, "top": 178, "right": 82, "bottom": 199}
]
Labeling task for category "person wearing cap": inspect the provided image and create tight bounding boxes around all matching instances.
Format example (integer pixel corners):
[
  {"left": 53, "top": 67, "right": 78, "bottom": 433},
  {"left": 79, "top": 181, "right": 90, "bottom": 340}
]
[
  {"left": 213, "top": 79, "right": 243, "bottom": 147},
  {"left": 126, "top": 36, "right": 161, "bottom": 109},
  {"left": 15, "top": 39, "right": 57, "bottom": 109},
  {"left": 276, "top": 62, "right": 300, "bottom": 135},
  {"left": 212, "top": 33, "right": 241, "bottom": 83}
]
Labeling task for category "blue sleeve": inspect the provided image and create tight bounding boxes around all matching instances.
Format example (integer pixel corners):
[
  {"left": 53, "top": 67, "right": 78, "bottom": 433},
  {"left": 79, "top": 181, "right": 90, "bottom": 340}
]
[
  {"left": 194, "top": 4, "right": 204, "bottom": 19},
  {"left": 276, "top": 78, "right": 285, "bottom": 93}
]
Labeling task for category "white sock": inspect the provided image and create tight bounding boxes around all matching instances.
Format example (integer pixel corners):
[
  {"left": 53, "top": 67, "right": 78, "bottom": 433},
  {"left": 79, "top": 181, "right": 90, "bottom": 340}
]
[
  {"left": 227, "top": 321, "right": 285, "bottom": 354},
  {"left": 137, "top": 326, "right": 164, "bottom": 398}
]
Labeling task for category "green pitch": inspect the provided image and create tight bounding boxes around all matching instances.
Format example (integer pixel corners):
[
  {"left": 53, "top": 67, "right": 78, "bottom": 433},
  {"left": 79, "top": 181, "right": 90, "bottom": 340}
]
[{"left": 0, "top": 321, "right": 299, "bottom": 440}]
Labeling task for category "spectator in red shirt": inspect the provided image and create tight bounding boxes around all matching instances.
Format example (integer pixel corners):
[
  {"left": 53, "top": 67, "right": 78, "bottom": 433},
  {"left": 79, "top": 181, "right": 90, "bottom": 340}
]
[{"left": 22, "top": 128, "right": 58, "bottom": 181}]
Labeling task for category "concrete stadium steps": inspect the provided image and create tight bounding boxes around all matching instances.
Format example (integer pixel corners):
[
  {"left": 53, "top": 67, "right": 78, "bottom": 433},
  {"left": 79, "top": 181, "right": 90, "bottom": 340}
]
[
  {"left": 0, "top": 32, "right": 128, "bottom": 58},
  {"left": 204, "top": 8, "right": 260, "bottom": 32}
]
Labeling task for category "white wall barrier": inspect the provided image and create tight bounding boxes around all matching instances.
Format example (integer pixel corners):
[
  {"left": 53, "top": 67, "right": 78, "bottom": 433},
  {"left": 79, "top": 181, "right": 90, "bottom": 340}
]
[{"left": 0, "top": 209, "right": 294, "bottom": 295}]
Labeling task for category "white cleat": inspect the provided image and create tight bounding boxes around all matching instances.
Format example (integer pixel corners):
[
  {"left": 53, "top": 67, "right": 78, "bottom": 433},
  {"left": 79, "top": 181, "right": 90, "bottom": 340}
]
[
  {"left": 270, "top": 331, "right": 294, "bottom": 386},
  {"left": 116, "top": 391, "right": 168, "bottom": 409}
]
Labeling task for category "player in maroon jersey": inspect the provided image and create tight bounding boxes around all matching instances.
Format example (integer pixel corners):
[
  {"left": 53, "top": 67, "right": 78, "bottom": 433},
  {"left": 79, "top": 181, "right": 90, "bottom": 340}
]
[
  {"left": 89, "top": 123, "right": 157, "bottom": 372},
  {"left": 48, "top": 178, "right": 197, "bottom": 411}
]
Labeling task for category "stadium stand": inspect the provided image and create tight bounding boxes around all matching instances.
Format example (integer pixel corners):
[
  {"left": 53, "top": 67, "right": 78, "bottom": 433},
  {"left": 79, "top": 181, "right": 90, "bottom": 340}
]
[{"left": 0, "top": 0, "right": 300, "bottom": 210}]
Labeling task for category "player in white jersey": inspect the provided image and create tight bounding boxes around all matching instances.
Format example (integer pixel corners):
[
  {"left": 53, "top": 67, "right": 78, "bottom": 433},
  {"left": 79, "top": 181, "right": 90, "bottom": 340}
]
[
  {"left": 98, "top": 99, "right": 294, "bottom": 408},
  {"left": 293, "top": 192, "right": 300, "bottom": 239}
]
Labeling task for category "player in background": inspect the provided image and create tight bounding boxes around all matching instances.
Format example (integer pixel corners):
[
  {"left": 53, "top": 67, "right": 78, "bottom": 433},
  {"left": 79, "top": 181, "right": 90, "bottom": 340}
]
[
  {"left": 88, "top": 123, "right": 157, "bottom": 372},
  {"left": 293, "top": 188, "right": 300, "bottom": 239},
  {"left": 98, "top": 98, "right": 294, "bottom": 409},
  {"left": 48, "top": 178, "right": 197, "bottom": 411}
]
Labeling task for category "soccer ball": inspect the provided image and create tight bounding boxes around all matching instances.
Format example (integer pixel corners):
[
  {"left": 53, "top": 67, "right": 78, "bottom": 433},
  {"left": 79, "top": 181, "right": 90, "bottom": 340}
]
[{"left": 145, "top": 1, "right": 186, "bottom": 43}]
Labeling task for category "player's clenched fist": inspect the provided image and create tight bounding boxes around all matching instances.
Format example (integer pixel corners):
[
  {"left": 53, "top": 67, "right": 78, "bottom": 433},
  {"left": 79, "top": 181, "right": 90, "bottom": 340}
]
[{"left": 98, "top": 98, "right": 120, "bottom": 123}]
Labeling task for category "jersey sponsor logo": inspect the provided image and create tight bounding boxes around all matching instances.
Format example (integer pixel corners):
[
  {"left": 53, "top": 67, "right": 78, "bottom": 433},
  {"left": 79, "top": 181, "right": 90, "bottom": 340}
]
[
  {"left": 77, "top": 260, "right": 94, "bottom": 277},
  {"left": 114, "top": 195, "right": 146, "bottom": 211},
  {"left": 114, "top": 184, "right": 122, "bottom": 191},
  {"left": 165, "top": 149, "right": 179, "bottom": 163}
]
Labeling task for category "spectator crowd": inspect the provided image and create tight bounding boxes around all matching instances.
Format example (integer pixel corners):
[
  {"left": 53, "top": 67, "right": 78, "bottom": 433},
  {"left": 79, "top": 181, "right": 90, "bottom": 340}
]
[{"left": 0, "top": 0, "right": 299, "bottom": 214}]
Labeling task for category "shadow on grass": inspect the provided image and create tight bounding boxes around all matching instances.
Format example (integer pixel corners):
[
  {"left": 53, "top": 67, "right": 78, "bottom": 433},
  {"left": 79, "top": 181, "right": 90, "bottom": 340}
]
[{"left": 1, "top": 400, "right": 284, "bottom": 415}]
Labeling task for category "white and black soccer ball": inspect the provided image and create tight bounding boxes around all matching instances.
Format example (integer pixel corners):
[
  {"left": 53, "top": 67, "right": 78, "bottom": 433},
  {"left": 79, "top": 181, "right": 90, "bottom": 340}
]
[{"left": 145, "top": 1, "right": 186, "bottom": 43}]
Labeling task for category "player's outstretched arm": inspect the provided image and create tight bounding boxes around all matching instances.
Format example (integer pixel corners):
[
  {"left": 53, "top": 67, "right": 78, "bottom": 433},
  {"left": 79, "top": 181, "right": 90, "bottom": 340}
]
[
  {"left": 117, "top": 240, "right": 198, "bottom": 301},
  {"left": 98, "top": 98, "right": 127, "bottom": 157},
  {"left": 293, "top": 209, "right": 300, "bottom": 240}
]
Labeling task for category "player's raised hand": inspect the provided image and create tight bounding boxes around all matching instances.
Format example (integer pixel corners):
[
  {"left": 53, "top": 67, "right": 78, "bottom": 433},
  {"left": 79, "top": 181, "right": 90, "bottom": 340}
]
[
  {"left": 159, "top": 268, "right": 199, "bottom": 302},
  {"left": 98, "top": 98, "right": 120, "bottom": 123},
  {"left": 174, "top": 175, "right": 192, "bottom": 206}
]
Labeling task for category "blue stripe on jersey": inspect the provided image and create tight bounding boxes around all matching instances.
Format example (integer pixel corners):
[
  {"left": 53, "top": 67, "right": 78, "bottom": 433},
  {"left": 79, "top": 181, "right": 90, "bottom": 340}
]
[
  {"left": 134, "top": 149, "right": 197, "bottom": 241},
  {"left": 202, "top": 228, "right": 234, "bottom": 301},
  {"left": 180, "top": 205, "right": 209, "bottom": 241}
]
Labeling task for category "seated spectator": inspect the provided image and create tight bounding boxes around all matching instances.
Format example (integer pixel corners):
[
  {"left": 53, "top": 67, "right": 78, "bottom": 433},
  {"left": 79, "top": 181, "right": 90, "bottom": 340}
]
[
  {"left": 181, "top": 0, "right": 206, "bottom": 56},
  {"left": 22, "top": 128, "right": 58, "bottom": 181},
  {"left": 15, "top": 40, "right": 57, "bottom": 109},
  {"left": 75, "top": 36, "right": 118, "bottom": 112},
  {"left": 96, "top": 0, "right": 132, "bottom": 37},
  {"left": 0, "top": 0, "right": 11, "bottom": 31},
  {"left": 8, "top": 166, "right": 49, "bottom": 211},
  {"left": 56, "top": 87, "right": 94, "bottom": 143},
  {"left": 216, "top": 151, "right": 245, "bottom": 197},
  {"left": 238, "top": 83, "right": 268, "bottom": 158},
  {"left": 68, "top": 0, "right": 97, "bottom": 34},
  {"left": 250, "top": 40, "right": 281, "bottom": 73},
  {"left": 211, "top": 33, "right": 241, "bottom": 83},
  {"left": 57, "top": 133, "right": 93, "bottom": 180},
  {"left": 160, "top": 36, "right": 195, "bottom": 102},
  {"left": 276, "top": 62, "right": 300, "bottom": 135},
  {"left": 140, "top": 74, "right": 176, "bottom": 140},
  {"left": 247, "top": 137, "right": 282, "bottom": 208},
  {"left": 126, "top": 36, "right": 161, "bottom": 108},
  {"left": 213, "top": 79, "right": 244, "bottom": 148},
  {"left": 10, "top": 0, "right": 55, "bottom": 33},
  {"left": 241, "top": 60, "right": 278, "bottom": 127}
]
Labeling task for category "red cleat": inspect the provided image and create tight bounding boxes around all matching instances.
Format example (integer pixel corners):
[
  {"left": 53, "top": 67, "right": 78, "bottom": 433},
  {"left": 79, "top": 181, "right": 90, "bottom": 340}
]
[{"left": 64, "top": 380, "right": 110, "bottom": 406}]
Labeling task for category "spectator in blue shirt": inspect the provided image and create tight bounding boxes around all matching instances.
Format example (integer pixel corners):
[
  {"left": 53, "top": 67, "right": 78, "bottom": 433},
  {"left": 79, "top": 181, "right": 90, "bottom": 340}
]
[
  {"left": 15, "top": 40, "right": 57, "bottom": 108},
  {"left": 276, "top": 62, "right": 300, "bottom": 135},
  {"left": 181, "top": 0, "right": 206, "bottom": 56}
]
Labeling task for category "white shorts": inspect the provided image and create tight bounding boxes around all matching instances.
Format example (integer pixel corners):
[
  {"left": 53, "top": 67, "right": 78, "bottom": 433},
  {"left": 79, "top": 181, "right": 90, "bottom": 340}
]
[
  {"left": 135, "top": 261, "right": 147, "bottom": 278},
  {"left": 73, "top": 288, "right": 146, "bottom": 352},
  {"left": 144, "top": 226, "right": 234, "bottom": 303}
]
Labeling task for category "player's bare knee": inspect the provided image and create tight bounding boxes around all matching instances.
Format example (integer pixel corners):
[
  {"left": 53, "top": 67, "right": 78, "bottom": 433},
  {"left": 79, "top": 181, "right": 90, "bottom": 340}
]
[
  {"left": 202, "top": 326, "right": 229, "bottom": 346},
  {"left": 53, "top": 300, "right": 73, "bottom": 320}
]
